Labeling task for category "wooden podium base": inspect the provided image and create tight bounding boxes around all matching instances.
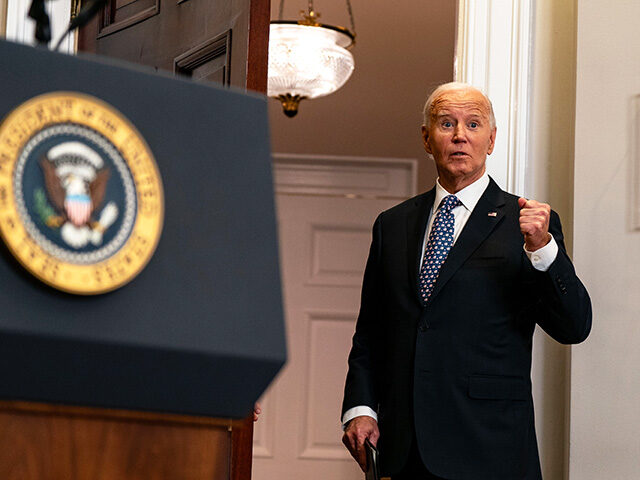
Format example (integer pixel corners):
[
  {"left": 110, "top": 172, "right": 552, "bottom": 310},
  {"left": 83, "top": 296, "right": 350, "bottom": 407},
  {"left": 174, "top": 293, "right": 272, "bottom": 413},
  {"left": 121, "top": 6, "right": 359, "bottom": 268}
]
[{"left": 0, "top": 401, "right": 253, "bottom": 480}]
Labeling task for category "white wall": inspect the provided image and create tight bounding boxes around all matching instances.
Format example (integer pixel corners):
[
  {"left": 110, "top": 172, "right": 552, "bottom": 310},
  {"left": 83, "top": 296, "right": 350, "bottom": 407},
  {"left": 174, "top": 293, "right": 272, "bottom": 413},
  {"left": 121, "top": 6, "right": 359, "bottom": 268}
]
[
  {"left": 528, "top": 1, "right": 578, "bottom": 478},
  {"left": 571, "top": 0, "right": 640, "bottom": 478}
]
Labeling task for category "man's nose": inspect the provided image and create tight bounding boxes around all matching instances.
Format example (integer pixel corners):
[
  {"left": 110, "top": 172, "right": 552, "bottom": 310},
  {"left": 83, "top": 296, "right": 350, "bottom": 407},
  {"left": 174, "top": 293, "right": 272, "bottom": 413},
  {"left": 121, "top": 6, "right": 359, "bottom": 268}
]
[{"left": 452, "top": 124, "right": 466, "bottom": 142}]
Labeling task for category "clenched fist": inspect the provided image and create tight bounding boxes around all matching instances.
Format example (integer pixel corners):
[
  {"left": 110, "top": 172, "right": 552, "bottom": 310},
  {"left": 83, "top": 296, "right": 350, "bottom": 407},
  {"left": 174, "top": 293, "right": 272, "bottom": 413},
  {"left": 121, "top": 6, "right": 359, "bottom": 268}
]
[
  {"left": 253, "top": 402, "right": 261, "bottom": 422},
  {"left": 342, "top": 415, "right": 380, "bottom": 472},
  {"left": 518, "top": 197, "right": 551, "bottom": 251}
]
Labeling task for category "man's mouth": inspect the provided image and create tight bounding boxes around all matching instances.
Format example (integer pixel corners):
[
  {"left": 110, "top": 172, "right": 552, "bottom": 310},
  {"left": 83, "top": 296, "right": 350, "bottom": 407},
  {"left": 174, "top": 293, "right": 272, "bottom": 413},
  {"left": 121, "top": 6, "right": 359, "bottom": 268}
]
[{"left": 451, "top": 152, "right": 468, "bottom": 156}]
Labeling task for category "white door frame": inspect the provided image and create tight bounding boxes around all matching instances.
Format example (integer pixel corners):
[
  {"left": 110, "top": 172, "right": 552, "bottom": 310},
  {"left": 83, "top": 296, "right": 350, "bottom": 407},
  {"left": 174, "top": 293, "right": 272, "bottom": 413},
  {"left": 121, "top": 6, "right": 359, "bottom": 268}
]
[
  {"left": 455, "top": 0, "right": 533, "bottom": 197},
  {"left": 5, "top": 0, "right": 75, "bottom": 53}
]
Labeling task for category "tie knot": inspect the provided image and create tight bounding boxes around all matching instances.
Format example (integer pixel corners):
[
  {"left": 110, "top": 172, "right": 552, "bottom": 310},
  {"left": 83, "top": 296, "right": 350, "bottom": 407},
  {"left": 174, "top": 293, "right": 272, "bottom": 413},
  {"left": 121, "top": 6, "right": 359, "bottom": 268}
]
[{"left": 439, "top": 194, "right": 461, "bottom": 213}]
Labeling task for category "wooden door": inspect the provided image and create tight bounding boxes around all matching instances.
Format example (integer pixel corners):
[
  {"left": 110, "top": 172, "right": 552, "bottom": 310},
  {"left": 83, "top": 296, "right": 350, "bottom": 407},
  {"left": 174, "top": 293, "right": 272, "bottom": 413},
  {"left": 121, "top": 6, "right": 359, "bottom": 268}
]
[
  {"left": 77, "top": 0, "right": 270, "bottom": 92},
  {"left": 253, "top": 155, "right": 416, "bottom": 479}
]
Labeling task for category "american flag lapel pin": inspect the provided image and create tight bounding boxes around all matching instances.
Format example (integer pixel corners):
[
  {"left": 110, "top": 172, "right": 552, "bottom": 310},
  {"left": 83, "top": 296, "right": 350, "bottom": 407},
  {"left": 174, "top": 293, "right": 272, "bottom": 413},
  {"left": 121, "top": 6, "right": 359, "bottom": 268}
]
[{"left": 488, "top": 212, "right": 497, "bottom": 217}]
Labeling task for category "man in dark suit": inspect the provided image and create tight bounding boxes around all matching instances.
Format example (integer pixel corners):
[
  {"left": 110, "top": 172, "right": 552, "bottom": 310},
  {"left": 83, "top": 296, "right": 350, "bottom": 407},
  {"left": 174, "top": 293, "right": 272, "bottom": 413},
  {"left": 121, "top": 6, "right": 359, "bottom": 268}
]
[{"left": 341, "top": 82, "right": 591, "bottom": 479}]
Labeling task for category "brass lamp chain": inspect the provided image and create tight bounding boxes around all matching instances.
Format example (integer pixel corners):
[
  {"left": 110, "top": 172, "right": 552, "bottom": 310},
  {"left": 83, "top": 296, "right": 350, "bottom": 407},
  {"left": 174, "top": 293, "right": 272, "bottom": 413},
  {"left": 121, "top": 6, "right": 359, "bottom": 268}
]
[
  {"left": 277, "top": 0, "right": 356, "bottom": 35},
  {"left": 345, "top": 0, "right": 356, "bottom": 35},
  {"left": 278, "top": 0, "right": 284, "bottom": 20}
]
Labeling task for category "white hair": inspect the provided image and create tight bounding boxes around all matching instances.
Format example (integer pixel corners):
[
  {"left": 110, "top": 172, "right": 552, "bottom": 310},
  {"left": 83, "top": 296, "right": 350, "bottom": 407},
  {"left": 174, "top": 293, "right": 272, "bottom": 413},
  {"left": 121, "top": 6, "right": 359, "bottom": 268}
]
[{"left": 422, "top": 82, "right": 496, "bottom": 129}]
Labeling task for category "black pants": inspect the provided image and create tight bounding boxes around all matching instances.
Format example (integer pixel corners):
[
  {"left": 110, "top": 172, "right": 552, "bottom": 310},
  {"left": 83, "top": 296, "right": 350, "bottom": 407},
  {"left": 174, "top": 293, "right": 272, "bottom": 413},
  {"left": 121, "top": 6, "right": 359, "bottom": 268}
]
[{"left": 392, "top": 434, "right": 447, "bottom": 480}]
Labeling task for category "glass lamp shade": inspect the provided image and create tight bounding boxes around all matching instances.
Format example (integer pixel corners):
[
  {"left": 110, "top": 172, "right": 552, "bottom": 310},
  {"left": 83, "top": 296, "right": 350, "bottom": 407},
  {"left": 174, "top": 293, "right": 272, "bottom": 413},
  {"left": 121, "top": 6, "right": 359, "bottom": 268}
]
[{"left": 268, "top": 22, "right": 355, "bottom": 116}]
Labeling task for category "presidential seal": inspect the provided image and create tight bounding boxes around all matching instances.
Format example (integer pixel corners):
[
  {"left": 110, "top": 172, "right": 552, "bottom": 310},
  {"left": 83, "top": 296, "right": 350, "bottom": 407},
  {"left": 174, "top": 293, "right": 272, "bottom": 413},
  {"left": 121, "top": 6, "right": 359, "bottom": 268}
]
[{"left": 0, "top": 92, "right": 163, "bottom": 294}]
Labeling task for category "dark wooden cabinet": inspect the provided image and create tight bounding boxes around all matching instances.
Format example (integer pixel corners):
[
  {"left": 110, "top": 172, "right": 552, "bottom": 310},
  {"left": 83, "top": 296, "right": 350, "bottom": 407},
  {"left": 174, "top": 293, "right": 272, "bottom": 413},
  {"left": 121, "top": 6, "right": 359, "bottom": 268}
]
[{"left": 78, "top": 0, "right": 270, "bottom": 93}]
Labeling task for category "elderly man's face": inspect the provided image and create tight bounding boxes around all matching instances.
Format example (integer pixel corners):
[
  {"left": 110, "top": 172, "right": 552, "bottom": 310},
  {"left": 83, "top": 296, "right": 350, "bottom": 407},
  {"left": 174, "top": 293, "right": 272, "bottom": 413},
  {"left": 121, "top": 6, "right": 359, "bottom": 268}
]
[{"left": 422, "top": 89, "right": 496, "bottom": 192}]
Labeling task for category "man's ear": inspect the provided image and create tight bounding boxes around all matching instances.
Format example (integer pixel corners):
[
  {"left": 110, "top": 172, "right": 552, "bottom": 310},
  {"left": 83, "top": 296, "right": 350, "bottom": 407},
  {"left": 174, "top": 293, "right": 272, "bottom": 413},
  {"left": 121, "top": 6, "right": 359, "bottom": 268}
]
[
  {"left": 421, "top": 125, "right": 432, "bottom": 155},
  {"left": 487, "top": 127, "right": 497, "bottom": 155}
]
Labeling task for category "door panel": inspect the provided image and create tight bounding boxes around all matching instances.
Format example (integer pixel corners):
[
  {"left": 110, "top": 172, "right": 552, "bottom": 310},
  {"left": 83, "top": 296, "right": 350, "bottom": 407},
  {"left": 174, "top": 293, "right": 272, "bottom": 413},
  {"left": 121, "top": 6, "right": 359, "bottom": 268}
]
[
  {"left": 254, "top": 156, "right": 416, "bottom": 479},
  {"left": 253, "top": 194, "right": 396, "bottom": 480},
  {"left": 99, "top": 0, "right": 159, "bottom": 36},
  {"left": 174, "top": 31, "right": 232, "bottom": 85}
]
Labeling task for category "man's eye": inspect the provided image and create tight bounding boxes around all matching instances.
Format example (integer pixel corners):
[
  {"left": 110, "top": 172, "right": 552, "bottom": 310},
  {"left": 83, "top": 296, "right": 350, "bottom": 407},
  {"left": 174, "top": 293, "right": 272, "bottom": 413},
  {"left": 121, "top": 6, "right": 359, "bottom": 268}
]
[
  {"left": 442, "top": 121, "right": 453, "bottom": 128},
  {"left": 469, "top": 122, "right": 479, "bottom": 128}
]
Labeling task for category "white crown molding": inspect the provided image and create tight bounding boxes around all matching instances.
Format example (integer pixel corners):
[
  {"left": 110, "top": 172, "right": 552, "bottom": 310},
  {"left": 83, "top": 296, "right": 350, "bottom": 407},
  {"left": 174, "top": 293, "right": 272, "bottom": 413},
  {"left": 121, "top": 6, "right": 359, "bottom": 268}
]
[
  {"left": 455, "top": 0, "right": 533, "bottom": 197},
  {"left": 6, "top": 0, "right": 75, "bottom": 54}
]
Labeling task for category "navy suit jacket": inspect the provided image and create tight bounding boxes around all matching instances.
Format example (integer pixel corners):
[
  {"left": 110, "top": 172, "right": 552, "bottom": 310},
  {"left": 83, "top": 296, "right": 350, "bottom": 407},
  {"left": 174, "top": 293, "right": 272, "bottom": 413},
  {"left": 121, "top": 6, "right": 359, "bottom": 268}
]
[{"left": 342, "top": 178, "right": 592, "bottom": 479}]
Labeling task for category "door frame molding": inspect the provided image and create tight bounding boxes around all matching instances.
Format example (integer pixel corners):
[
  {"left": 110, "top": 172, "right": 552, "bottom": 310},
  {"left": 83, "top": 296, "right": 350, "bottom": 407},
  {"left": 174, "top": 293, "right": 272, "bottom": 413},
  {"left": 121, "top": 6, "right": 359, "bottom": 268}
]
[
  {"left": 455, "top": 0, "right": 533, "bottom": 197},
  {"left": 5, "top": 0, "right": 75, "bottom": 53},
  {"left": 272, "top": 153, "right": 418, "bottom": 199}
]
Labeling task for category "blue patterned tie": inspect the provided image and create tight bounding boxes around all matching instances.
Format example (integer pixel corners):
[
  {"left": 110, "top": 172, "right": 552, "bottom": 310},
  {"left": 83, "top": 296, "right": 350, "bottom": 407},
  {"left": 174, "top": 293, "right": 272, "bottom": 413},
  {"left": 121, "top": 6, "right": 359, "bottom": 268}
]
[{"left": 419, "top": 194, "right": 461, "bottom": 304}]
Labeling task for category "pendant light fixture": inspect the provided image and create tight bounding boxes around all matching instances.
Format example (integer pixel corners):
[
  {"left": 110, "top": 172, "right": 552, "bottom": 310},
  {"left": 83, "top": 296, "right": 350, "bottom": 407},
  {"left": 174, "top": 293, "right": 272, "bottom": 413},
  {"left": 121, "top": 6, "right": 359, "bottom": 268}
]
[{"left": 268, "top": 0, "right": 356, "bottom": 117}]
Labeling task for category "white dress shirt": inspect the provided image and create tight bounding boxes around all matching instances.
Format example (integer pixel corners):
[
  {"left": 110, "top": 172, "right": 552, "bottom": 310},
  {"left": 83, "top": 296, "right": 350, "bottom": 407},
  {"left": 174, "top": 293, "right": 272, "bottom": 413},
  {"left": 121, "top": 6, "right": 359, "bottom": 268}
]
[{"left": 342, "top": 173, "right": 558, "bottom": 427}]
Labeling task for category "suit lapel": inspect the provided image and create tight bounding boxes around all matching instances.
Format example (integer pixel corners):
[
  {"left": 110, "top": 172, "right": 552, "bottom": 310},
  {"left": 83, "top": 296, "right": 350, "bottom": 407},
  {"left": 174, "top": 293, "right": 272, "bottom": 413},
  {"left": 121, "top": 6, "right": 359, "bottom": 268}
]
[
  {"left": 406, "top": 188, "right": 435, "bottom": 306},
  {"left": 426, "top": 178, "right": 506, "bottom": 305}
]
